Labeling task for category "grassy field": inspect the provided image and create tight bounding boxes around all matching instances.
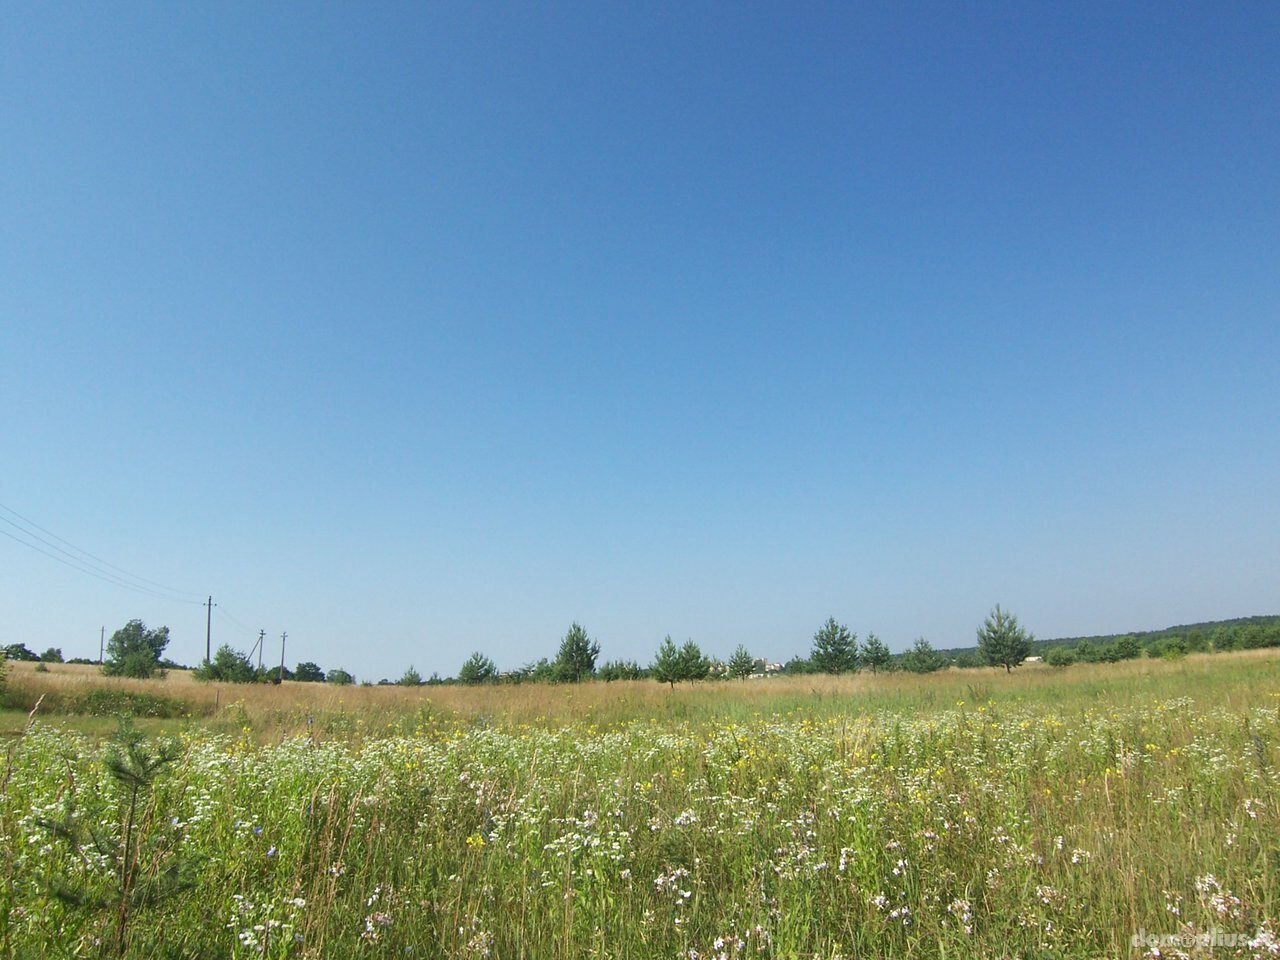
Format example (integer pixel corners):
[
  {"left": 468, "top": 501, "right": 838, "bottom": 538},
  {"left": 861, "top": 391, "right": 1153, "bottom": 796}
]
[{"left": 2, "top": 653, "right": 1278, "bottom": 958}]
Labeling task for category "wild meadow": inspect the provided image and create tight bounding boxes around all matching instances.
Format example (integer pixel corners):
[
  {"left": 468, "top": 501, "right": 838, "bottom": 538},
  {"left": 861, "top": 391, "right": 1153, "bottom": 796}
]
[{"left": 1, "top": 653, "right": 1278, "bottom": 959}]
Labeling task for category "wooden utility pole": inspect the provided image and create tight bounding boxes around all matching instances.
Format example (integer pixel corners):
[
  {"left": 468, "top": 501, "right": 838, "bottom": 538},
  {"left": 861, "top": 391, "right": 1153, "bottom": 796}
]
[
  {"left": 203, "top": 596, "right": 216, "bottom": 663},
  {"left": 254, "top": 629, "right": 265, "bottom": 672},
  {"left": 99, "top": 625, "right": 105, "bottom": 664},
  {"left": 278, "top": 631, "right": 287, "bottom": 684}
]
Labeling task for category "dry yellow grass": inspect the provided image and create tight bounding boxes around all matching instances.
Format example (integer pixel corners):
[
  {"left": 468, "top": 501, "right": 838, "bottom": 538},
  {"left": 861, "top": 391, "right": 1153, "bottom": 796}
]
[{"left": 6, "top": 648, "right": 1279, "bottom": 738}]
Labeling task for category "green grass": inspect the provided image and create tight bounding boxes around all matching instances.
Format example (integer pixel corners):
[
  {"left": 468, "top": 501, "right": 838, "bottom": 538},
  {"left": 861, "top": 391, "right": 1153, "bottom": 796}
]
[{"left": 2, "top": 653, "right": 1278, "bottom": 958}]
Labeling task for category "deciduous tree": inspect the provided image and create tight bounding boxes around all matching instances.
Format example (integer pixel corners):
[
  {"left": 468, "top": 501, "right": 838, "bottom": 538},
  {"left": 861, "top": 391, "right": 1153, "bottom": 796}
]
[
  {"left": 102, "top": 620, "right": 170, "bottom": 679},
  {"left": 294, "top": 662, "right": 326, "bottom": 683},
  {"left": 192, "top": 644, "right": 256, "bottom": 683}
]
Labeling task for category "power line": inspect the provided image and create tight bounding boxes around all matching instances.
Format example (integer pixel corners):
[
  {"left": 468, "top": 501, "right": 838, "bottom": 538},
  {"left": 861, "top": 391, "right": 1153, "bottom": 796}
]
[
  {"left": 0, "top": 526, "right": 201, "bottom": 604},
  {"left": 0, "top": 501, "right": 203, "bottom": 603},
  {"left": 216, "top": 606, "right": 258, "bottom": 636}
]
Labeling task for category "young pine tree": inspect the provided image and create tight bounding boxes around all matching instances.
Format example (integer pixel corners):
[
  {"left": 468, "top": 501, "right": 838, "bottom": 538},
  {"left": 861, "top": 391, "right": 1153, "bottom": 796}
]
[
  {"left": 810, "top": 617, "right": 858, "bottom": 675},
  {"left": 976, "top": 605, "right": 1034, "bottom": 673}
]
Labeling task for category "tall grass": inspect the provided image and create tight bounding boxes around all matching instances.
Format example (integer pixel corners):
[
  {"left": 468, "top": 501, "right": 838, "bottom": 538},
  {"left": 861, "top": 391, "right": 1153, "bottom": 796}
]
[
  {"left": 1, "top": 653, "right": 1277, "bottom": 957},
  {"left": 7, "top": 652, "right": 1278, "bottom": 737}
]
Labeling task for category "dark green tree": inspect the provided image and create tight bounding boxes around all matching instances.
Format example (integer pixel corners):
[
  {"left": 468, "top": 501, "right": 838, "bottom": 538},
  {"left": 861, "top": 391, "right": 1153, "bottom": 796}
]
[
  {"left": 37, "top": 720, "right": 193, "bottom": 957},
  {"left": 678, "top": 640, "right": 711, "bottom": 682},
  {"left": 860, "top": 632, "right": 892, "bottom": 674},
  {"left": 294, "top": 661, "right": 326, "bottom": 683},
  {"left": 552, "top": 622, "right": 600, "bottom": 683},
  {"left": 102, "top": 621, "right": 170, "bottom": 679},
  {"left": 398, "top": 665, "right": 424, "bottom": 686},
  {"left": 1044, "top": 646, "right": 1076, "bottom": 667},
  {"left": 901, "top": 637, "right": 947, "bottom": 674},
  {"left": 598, "top": 659, "right": 644, "bottom": 682},
  {"left": 976, "top": 605, "right": 1034, "bottom": 673},
  {"left": 782, "top": 656, "right": 815, "bottom": 675},
  {"left": 1112, "top": 635, "right": 1143, "bottom": 660},
  {"left": 651, "top": 636, "right": 683, "bottom": 688},
  {"left": 457, "top": 652, "right": 497, "bottom": 685},
  {"left": 3, "top": 643, "right": 39, "bottom": 662},
  {"left": 1074, "top": 640, "right": 1099, "bottom": 662},
  {"left": 522, "top": 657, "right": 555, "bottom": 683},
  {"left": 326, "top": 668, "right": 355, "bottom": 685},
  {"left": 192, "top": 644, "right": 256, "bottom": 683},
  {"left": 40, "top": 647, "right": 64, "bottom": 663},
  {"left": 727, "top": 644, "right": 756, "bottom": 680},
  {"left": 810, "top": 617, "right": 858, "bottom": 674}
]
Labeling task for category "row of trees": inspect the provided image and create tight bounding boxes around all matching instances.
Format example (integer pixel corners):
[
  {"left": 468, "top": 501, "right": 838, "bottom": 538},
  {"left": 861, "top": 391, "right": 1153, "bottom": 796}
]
[
  {"left": 55, "top": 603, "right": 1264, "bottom": 690},
  {"left": 766, "top": 608, "right": 1033, "bottom": 677},
  {"left": 423, "top": 608, "right": 1033, "bottom": 687},
  {"left": 1040, "top": 617, "right": 1280, "bottom": 665},
  {"left": 3, "top": 643, "right": 68, "bottom": 664},
  {"left": 59, "top": 621, "right": 358, "bottom": 687},
  {"left": 427, "top": 611, "right": 1274, "bottom": 685},
  {"left": 191, "top": 644, "right": 354, "bottom": 686}
]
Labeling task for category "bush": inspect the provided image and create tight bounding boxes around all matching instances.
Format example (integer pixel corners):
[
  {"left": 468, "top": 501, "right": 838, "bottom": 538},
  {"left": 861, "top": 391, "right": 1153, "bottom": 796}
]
[
  {"left": 1044, "top": 647, "right": 1076, "bottom": 668},
  {"left": 102, "top": 621, "right": 170, "bottom": 679},
  {"left": 599, "top": 659, "right": 645, "bottom": 682},
  {"left": 1073, "top": 640, "right": 1099, "bottom": 663},
  {"left": 192, "top": 645, "right": 257, "bottom": 683},
  {"left": 1112, "top": 636, "right": 1143, "bottom": 660},
  {"left": 1151, "top": 637, "right": 1188, "bottom": 661},
  {"left": 1, "top": 688, "right": 196, "bottom": 718},
  {"left": 294, "top": 662, "right": 326, "bottom": 683},
  {"left": 77, "top": 689, "right": 191, "bottom": 717},
  {"left": 901, "top": 638, "right": 947, "bottom": 674}
]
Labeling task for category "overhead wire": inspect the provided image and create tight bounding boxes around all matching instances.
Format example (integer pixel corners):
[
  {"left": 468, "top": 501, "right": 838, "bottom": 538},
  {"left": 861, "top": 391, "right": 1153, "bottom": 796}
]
[
  {"left": 1, "top": 500, "right": 286, "bottom": 661},
  {"left": 0, "top": 525, "right": 202, "bottom": 604},
  {"left": 0, "top": 500, "right": 203, "bottom": 604},
  {"left": 215, "top": 606, "right": 260, "bottom": 637}
]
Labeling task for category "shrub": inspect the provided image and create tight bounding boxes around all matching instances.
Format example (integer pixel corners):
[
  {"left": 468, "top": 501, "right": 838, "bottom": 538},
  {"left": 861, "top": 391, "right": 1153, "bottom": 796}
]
[
  {"left": 901, "top": 637, "right": 947, "bottom": 674},
  {"left": 1152, "top": 637, "right": 1188, "bottom": 661},
  {"left": 192, "top": 644, "right": 257, "bottom": 683},
  {"left": 1044, "top": 646, "right": 1076, "bottom": 668},
  {"left": 102, "top": 621, "right": 170, "bottom": 679}
]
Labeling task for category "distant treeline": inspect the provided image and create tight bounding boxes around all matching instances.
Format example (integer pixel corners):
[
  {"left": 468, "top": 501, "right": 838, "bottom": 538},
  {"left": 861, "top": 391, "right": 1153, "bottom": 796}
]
[
  {"left": 8, "top": 615, "right": 1278, "bottom": 691},
  {"left": 935, "top": 615, "right": 1280, "bottom": 665}
]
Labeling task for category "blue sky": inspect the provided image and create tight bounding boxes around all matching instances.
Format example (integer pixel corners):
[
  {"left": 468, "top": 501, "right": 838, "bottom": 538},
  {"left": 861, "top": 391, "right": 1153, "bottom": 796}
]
[{"left": 3, "top": 3, "right": 1277, "bottom": 681}]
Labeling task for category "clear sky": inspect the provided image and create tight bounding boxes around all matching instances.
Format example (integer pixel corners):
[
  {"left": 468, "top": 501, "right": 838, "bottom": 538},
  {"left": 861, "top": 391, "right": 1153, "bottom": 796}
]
[{"left": 3, "top": 3, "right": 1277, "bottom": 681}]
